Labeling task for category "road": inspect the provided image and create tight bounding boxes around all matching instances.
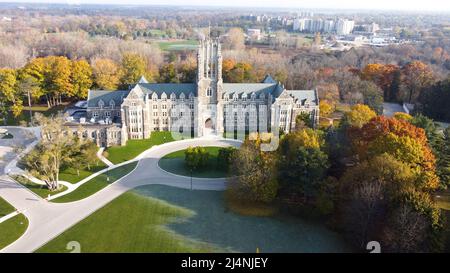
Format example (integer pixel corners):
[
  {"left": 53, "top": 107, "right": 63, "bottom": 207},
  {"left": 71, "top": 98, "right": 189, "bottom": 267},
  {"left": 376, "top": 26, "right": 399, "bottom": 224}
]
[
  {"left": 0, "top": 136, "right": 241, "bottom": 253},
  {"left": 383, "top": 102, "right": 405, "bottom": 117}
]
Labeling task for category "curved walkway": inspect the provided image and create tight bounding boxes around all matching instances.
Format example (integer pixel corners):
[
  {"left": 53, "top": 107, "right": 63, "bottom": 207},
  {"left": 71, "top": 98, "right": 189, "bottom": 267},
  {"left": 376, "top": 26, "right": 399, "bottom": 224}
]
[{"left": 0, "top": 136, "right": 241, "bottom": 253}]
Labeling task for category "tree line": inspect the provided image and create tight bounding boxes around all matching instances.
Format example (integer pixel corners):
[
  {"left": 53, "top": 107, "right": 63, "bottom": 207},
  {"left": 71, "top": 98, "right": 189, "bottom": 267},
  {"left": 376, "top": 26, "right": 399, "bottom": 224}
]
[{"left": 226, "top": 104, "right": 450, "bottom": 252}]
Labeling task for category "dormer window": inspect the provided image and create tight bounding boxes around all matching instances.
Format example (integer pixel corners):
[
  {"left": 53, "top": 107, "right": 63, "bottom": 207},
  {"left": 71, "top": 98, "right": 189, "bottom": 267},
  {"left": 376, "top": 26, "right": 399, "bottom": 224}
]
[
  {"left": 233, "top": 94, "right": 238, "bottom": 101},
  {"left": 251, "top": 93, "right": 256, "bottom": 101},
  {"left": 98, "top": 100, "right": 104, "bottom": 108},
  {"left": 242, "top": 94, "right": 247, "bottom": 101},
  {"left": 170, "top": 93, "right": 176, "bottom": 102},
  {"left": 109, "top": 100, "right": 115, "bottom": 108},
  {"left": 152, "top": 93, "right": 158, "bottom": 102}
]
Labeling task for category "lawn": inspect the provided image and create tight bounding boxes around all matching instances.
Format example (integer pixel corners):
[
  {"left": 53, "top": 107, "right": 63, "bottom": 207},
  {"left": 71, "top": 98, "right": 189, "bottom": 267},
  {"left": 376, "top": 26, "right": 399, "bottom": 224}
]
[
  {"left": 0, "top": 214, "right": 28, "bottom": 250},
  {"left": 435, "top": 191, "right": 450, "bottom": 211},
  {"left": 158, "top": 146, "right": 230, "bottom": 178},
  {"left": 52, "top": 161, "right": 138, "bottom": 203},
  {"left": 156, "top": 40, "right": 198, "bottom": 51},
  {"left": 0, "top": 104, "right": 67, "bottom": 126},
  {"left": 39, "top": 190, "right": 216, "bottom": 253},
  {"left": 0, "top": 197, "right": 15, "bottom": 217},
  {"left": 59, "top": 161, "right": 107, "bottom": 184},
  {"left": 39, "top": 185, "right": 351, "bottom": 253},
  {"left": 11, "top": 175, "right": 67, "bottom": 199},
  {"left": 105, "top": 131, "right": 175, "bottom": 164}
]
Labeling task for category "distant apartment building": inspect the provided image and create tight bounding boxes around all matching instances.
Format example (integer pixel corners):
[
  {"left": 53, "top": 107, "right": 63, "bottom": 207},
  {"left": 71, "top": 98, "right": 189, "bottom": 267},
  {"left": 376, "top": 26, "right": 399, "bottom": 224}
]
[
  {"left": 366, "top": 22, "right": 380, "bottom": 33},
  {"left": 336, "top": 19, "right": 355, "bottom": 35},
  {"left": 247, "top": 29, "right": 262, "bottom": 40},
  {"left": 293, "top": 18, "right": 354, "bottom": 34},
  {"left": 323, "top": 20, "right": 335, "bottom": 33}
]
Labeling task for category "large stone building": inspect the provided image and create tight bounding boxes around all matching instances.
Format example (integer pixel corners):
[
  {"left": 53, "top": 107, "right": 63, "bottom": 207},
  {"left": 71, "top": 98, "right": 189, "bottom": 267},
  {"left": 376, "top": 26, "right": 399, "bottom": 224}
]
[{"left": 73, "top": 38, "right": 319, "bottom": 147}]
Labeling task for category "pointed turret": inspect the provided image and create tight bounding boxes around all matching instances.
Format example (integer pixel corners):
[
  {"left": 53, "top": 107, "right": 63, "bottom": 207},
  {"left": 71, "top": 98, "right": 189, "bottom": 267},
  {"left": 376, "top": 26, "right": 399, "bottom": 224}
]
[
  {"left": 262, "top": 74, "right": 276, "bottom": 84},
  {"left": 138, "top": 75, "right": 149, "bottom": 84}
]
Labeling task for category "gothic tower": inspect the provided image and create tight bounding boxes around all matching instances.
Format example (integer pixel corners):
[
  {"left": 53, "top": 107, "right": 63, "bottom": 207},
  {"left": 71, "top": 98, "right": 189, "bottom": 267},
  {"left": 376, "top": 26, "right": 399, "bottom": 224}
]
[
  {"left": 196, "top": 38, "right": 224, "bottom": 136},
  {"left": 197, "top": 37, "right": 223, "bottom": 103}
]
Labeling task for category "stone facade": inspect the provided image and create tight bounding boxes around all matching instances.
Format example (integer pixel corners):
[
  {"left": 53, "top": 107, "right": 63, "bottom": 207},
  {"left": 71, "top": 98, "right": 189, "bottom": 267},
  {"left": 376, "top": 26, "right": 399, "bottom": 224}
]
[{"left": 82, "top": 38, "right": 319, "bottom": 147}]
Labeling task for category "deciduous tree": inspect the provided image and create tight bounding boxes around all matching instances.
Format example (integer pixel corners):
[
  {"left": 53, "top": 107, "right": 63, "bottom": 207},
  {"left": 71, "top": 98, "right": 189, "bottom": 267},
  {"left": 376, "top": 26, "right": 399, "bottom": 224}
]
[
  {"left": 92, "top": 58, "right": 122, "bottom": 90},
  {"left": 120, "top": 52, "right": 146, "bottom": 87},
  {"left": 24, "top": 113, "right": 77, "bottom": 190},
  {"left": 228, "top": 136, "right": 278, "bottom": 203},
  {"left": 351, "top": 116, "right": 439, "bottom": 190},
  {"left": 400, "top": 61, "right": 435, "bottom": 103},
  {"left": 71, "top": 59, "right": 93, "bottom": 99},
  {"left": 343, "top": 104, "right": 377, "bottom": 128}
]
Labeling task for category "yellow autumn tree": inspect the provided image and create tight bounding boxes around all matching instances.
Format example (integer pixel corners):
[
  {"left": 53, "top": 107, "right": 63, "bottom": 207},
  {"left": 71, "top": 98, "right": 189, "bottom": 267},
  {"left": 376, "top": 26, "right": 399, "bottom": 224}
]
[
  {"left": 71, "top": 59, "right": 93, "bottom": 99},
  {"left": 394, "top": 112, "right": 413, "bottom": 121},
  {"left": 92, "top": 58, "right": 122, "bottom": 90},
  {"left": 0, "top": 68, "right": 23, "bottom": 118},
  {"left": 319, "top": 100, "right": 334, "bottom": 117},
  {"left": 344, "top": 104, "right": 377, "bottom": 128}
]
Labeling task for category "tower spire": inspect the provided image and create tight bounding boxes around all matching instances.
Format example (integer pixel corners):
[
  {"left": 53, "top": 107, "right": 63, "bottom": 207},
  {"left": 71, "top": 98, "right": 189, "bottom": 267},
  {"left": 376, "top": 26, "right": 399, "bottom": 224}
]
[{"left": 208, "top": 21, "right": 211, "bottom": 39}]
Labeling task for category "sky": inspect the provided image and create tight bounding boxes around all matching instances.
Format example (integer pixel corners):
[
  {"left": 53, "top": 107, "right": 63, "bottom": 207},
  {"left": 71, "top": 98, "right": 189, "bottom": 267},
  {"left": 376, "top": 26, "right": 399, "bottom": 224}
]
[{"left": 1, "top": 0, "right": 450, "bottom": 12}]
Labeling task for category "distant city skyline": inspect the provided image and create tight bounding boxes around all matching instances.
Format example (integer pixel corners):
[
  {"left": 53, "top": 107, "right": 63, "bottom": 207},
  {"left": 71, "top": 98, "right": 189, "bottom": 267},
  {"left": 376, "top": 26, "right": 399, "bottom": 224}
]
[{"left": 0, "top": 0, "right": 450, "bottom": 12}]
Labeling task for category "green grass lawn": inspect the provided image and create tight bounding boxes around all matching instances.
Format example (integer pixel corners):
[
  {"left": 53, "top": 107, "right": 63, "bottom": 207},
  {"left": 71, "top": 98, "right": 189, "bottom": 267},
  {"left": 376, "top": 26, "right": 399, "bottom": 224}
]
[
  {"left": 0, "top": 197, "right": 15, "bottom": 217},
  {"left": 39, "top": 185, "right": 351, "bottom": 253},
  {"left": 434, "top": 191, "right": 450, "bottom": 251},
  {"left": 0, "top": 214, "right": 28, "bottom": 250},
  {"left": 156, "top": 40, "right": 198, "bottom": 51},
  {"left": 59, "top": 161, "right": 107, "bottom": 184},
  {"left": 39, "top": 190, "right": 216, "bottom": 253},
  {"left": 11, "top": 175, "right": 67, "bottom": 199},
  {"left": 158, "top": 146, "right": 230, "bottom": 178},
  {"left": 105, "top": 131, "right": 175, "bottom": 164},
  {"left": 52, "top": 161, "right": 138, "bottom": 203},
  {"left": 0, "top": 104, "right": 67, "bottom": 126}
]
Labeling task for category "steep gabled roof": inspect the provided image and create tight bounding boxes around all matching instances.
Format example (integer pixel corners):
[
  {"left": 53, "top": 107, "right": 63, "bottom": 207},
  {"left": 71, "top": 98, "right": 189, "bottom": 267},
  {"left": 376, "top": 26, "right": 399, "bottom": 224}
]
[
  {"left": 87, "top": 90, "right": 130, "bottom": 107},
  {"left": 223, "top": 83, "right": 278, "bottom": 97},
  {"left": 262, "top": 74, "right": 277, "bottom": 84},
  {"left": 138, "top": 75, "right": 149, "bottom": 84},
  {"left": 137, "top": 83, "right": 197, "bottom": 97},
  {"left": 286, "top": 90, "right": 319, "bottom": 105}
]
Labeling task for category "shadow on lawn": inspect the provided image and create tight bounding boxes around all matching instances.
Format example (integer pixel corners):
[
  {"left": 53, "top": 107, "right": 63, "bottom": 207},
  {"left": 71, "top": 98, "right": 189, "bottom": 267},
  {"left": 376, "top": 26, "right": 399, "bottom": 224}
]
[{"left": 133, "top": 184, "right": 352, "bottom": 253}]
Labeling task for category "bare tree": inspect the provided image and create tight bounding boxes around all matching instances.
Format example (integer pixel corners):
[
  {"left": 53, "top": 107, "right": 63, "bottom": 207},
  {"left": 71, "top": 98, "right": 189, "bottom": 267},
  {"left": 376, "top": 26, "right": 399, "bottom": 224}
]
[
  {"left": 223, "top": 28, "right": 245, "bottom": 51},
  {"left": 23, "top": 113, "right": 78, "bottom": 191},
  {"left": 381, "top": 204, "right": 428, "bottom": 253}
]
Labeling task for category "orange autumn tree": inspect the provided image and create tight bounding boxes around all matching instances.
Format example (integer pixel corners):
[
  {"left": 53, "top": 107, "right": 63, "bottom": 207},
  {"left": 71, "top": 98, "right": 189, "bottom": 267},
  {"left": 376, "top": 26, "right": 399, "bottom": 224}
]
[
  {"left": 351, "top": 116, "right": 439, "bottom": 190},
  {"left": 400, "top": 61, "right": 435, "bottom": 103},
  {"left": 361, "top": 63, "right": 399, "bottom": 99}
]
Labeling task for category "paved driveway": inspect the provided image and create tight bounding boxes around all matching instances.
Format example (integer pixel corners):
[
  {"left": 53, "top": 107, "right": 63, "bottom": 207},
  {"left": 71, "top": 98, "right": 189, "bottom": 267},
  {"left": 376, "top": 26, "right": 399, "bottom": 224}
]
[
  {"left": 383, "top": 102, "right": 405, "bottom": 117},
  {"left": 0, "top": 127, "right": 37, "bottom": 175},
  {"left": 0, "top": 137, "right": 241, "bottom": 253}
]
